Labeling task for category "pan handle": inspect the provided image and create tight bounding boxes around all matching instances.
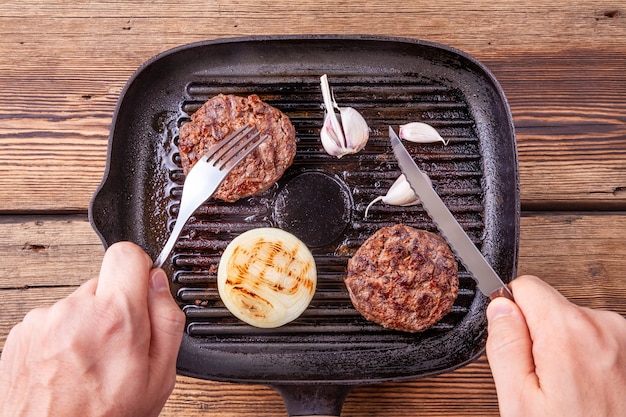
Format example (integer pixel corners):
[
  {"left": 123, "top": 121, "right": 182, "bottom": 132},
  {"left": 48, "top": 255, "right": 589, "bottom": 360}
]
[{"left": 271, "top": 384, "right": 353, "bottom": 416}]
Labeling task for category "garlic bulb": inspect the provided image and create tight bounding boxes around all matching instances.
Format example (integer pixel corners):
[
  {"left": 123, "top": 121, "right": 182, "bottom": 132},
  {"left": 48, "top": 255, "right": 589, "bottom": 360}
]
[
  {"left": 217, "top": 228, "right": 317, "bottom": 328},
  {"left": 364, "top": 173, "right": 432, "bottom": 218},
  {"left": 399, "top": 122, "right": 449, "bottom": 145},
  {"left": 320, "top": 74, "right": 369, "bottom": 158}
]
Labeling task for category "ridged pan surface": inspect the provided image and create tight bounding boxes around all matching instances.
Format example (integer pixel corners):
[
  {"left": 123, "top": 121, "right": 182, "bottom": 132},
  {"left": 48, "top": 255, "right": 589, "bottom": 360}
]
[{"left": 89, "top": 35, "right": 519, "bottom": 385}]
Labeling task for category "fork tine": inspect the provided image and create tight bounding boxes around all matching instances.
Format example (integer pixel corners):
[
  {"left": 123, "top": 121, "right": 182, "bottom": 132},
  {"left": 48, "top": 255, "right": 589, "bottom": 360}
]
[
  {"left": 220, "top": 134, "right": 269, "bottom": 172},
  {"left": 215, "top": 129, "right": 268, "bottom": 171},
  {"left": 213, "top": 127, "right": 260, "bottom": 167},
  {"left": 203, "top": 125, "right": 254, "bottom": 164}
]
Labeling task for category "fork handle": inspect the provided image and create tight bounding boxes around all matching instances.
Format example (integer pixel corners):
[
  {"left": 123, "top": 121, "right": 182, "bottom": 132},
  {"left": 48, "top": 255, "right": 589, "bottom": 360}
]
[{"left": 153, "top": 216, "right": 189, "bottom": 268}]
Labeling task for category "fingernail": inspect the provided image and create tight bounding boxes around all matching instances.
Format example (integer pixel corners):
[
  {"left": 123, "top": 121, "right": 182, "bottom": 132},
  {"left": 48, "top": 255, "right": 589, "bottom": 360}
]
[
  {"left": 150, "top": 269, "right": 169, "bottom": 292},
  {"left": 487, "top": 298, "right": 514, "bottom": 321}
]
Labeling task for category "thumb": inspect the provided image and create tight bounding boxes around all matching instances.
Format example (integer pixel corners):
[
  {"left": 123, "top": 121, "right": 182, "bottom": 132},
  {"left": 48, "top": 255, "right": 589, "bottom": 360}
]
[
  {"left": 147, "top": 268, "right": 185, "bottom": 384},
  {"left": 486, "top": 297, "right": 539, "bottom": 406}
]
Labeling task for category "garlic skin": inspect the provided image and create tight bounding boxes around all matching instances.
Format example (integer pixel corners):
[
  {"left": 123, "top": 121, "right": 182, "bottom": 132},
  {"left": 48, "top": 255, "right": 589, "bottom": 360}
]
[
  {"left": 364, "top": 173, "right": 432, "bottom": 218},
  {"left": 399, "top": 122, "right": 449, "bottom": 145},
  {"left": 320, "top": 74, "right": 369, "bottom": 158}
]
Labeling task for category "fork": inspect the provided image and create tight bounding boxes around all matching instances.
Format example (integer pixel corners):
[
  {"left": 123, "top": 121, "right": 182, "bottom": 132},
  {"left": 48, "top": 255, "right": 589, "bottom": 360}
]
[{"left": 153, "top": 125, "right": 268, "bottom": 268}]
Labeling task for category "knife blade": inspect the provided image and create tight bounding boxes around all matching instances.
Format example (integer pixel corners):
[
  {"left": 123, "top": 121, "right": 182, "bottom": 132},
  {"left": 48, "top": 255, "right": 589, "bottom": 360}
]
[{"left": 389, "top": 126, "right": 513, "bottom": 300}]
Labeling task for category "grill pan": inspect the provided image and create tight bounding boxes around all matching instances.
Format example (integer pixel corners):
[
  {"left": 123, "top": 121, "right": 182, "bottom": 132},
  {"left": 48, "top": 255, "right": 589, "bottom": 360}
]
[{"left": 89, "top": 35, "right": 519, "bottom": 416}]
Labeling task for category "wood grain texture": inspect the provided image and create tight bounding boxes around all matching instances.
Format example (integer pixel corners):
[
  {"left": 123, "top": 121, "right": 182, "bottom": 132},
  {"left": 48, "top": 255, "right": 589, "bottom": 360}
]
[
  {"left": 1, "top": 0, "right": 625, "bottom": 211},
  {"left": 164, "top": 358, "right": 499, "bottom": 417},
  {"left": 518, "top": 212, "right": 626, "bottom": 312},
  {"left": 0, "top": 215, "right": 103, "bottom": 288}
]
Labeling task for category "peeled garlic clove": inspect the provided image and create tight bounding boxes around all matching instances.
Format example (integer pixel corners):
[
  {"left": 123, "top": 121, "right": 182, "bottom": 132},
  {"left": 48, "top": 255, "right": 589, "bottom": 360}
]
[
  {"left": 320, "top": 74, "right": 369, "bottom": 158},
  {"left": 217, "top": 228, "right": 317, "bottom": 328},
  {"left": 399, "top": 122, "right": 449, "bottom": 145},
  {"left": 364, "top": 173, "right": 432, "bottom": 218}
]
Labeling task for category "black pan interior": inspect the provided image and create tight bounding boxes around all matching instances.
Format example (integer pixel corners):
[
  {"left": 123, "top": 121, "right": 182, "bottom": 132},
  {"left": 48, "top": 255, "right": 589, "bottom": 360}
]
[{"left": 89, "top": 35, "right": 519, "bottom": 386}]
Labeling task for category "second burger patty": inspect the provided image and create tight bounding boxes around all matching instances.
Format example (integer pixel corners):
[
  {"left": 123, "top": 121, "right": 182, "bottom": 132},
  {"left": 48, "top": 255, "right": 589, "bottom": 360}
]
[
  {"left": 345, "top": 224, "right": 459, "bottom": 332},
  {"left": 178, "top": 94, "right": 297, "bottom": 202}
]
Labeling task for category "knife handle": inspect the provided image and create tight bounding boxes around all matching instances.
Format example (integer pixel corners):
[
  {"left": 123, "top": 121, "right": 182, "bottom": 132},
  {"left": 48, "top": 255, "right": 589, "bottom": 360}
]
[{"left": 489, "top": 286, "right": 514, "bottom": 301}]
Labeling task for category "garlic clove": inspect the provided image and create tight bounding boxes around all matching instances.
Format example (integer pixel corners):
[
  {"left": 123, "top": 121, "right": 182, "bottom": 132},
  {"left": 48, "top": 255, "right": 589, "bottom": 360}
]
[
  {"left": 399, "top": 122, "right": 449, "bottom": 145},
  {"left": 320, "top": 74, "right": 370, "bottom": 158},
  {"left": 364, "top": 173, "right": 432, "bottom": 218},
  {"left": 339, "top": 106, "right": 369, "bottom": 154},
  {"left": 320, "top": 115, "right": 347, "bottom": 156},
  {"left": 385, "top": 174, "right": 423, "bottom": 206}
]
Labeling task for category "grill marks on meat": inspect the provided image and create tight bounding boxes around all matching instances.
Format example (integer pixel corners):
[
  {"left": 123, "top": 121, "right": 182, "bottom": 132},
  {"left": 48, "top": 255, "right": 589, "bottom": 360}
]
[
  {"left": 345, "top": 224, "right": 458, "bottom": 332},
  {"left": 178, "top": 94, "right": 296, "bottom": 202}
]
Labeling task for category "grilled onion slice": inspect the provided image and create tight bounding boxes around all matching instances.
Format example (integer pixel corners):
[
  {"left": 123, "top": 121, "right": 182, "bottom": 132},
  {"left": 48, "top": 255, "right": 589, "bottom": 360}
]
[{"left": 217, "top": 228, "right": 317, "bottom": 328}]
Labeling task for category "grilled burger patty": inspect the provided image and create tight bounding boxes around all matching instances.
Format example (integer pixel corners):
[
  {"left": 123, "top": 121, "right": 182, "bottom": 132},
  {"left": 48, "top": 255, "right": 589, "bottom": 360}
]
[
  {"left": 345, "top": 224, "right": 459, "bottom": 332},
  {"left": 178, "top": 94, "right": 297, "bottom": 202}
]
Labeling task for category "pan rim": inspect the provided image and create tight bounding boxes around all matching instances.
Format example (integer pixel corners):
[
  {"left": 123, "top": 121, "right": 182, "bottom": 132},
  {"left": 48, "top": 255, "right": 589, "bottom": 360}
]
[{"left": 89, "top": 34, "right": 519, "bottom": 385}]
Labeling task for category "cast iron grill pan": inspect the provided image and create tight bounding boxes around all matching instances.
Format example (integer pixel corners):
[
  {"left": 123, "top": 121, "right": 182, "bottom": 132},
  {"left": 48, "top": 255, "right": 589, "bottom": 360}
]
[{"left": 89, "top": 36, "right": 519, "bottom": 416}]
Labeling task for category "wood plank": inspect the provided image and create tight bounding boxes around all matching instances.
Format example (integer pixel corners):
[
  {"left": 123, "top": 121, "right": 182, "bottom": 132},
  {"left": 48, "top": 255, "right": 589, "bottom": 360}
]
[
  {"left": 0, "top": 215, "right": 104, "bottom": 288},
  {"left": 1, "top": 0, "right": 626, "bottom": 212},
  {"left": 488, "top": 51, "right": 626, "bottom": 209},
  {"left": 164, "top": 357, "right": 499, "bottom": 417},
  {"left": 518, "top": 212, "right": 626, "bottom": 311},
  {"left": 0, "top": 1, "right": 623, "bottom": 52}
]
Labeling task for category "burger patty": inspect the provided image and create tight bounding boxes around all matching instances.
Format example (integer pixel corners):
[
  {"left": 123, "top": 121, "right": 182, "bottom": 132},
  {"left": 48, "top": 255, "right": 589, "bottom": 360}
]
[
  {"left": 345, "top": 224, "right": 458, "bottom": 332},
  {"left": 178, "top": 94, "right": 297, "bottom": 202}
]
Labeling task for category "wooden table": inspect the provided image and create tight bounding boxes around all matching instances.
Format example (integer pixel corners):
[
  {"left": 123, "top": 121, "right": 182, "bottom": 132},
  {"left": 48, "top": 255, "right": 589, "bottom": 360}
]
[{"left": 1, "top": 1, "right": 625, "bottom": 416}]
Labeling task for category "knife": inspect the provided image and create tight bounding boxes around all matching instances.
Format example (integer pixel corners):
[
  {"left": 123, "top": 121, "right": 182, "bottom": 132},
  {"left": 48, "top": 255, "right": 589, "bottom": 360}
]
[{"left": 389, "top": 126, "right": 513, "bottom": 301}]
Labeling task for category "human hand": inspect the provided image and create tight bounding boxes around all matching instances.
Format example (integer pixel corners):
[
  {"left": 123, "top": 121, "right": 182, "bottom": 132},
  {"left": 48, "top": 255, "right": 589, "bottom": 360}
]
[
  {"left": 0, "top": 241, "right": 186, "bottom": 417},
  {"left": 486, "top": 275, "right": 626, "bottom": 417}
]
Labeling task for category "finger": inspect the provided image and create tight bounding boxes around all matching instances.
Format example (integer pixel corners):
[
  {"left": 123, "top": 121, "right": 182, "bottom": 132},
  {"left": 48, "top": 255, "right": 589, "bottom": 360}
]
[
  {"left": 508, "top": 275, "right": 572, "bottom": 325},
  {"left": 95, "top": 241, "right": 153, "bottom": 307},
  {"left": 486, "top": 296, "right": 539, "bottom": 406},
  {"left": 0, "top": 321, "right": 24, "bottom": 364},
  {"left": 3, "top": 307, "right": 48, "bottom": 374},
  {"left": 507, "top": 275, "right": 577, "bottom": 352},
  {"left": 147, "top": 268, "right": 185, "bottom": 386},
  {"left": 67, "top": 277, "right": 99, "bottom": 298}
]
